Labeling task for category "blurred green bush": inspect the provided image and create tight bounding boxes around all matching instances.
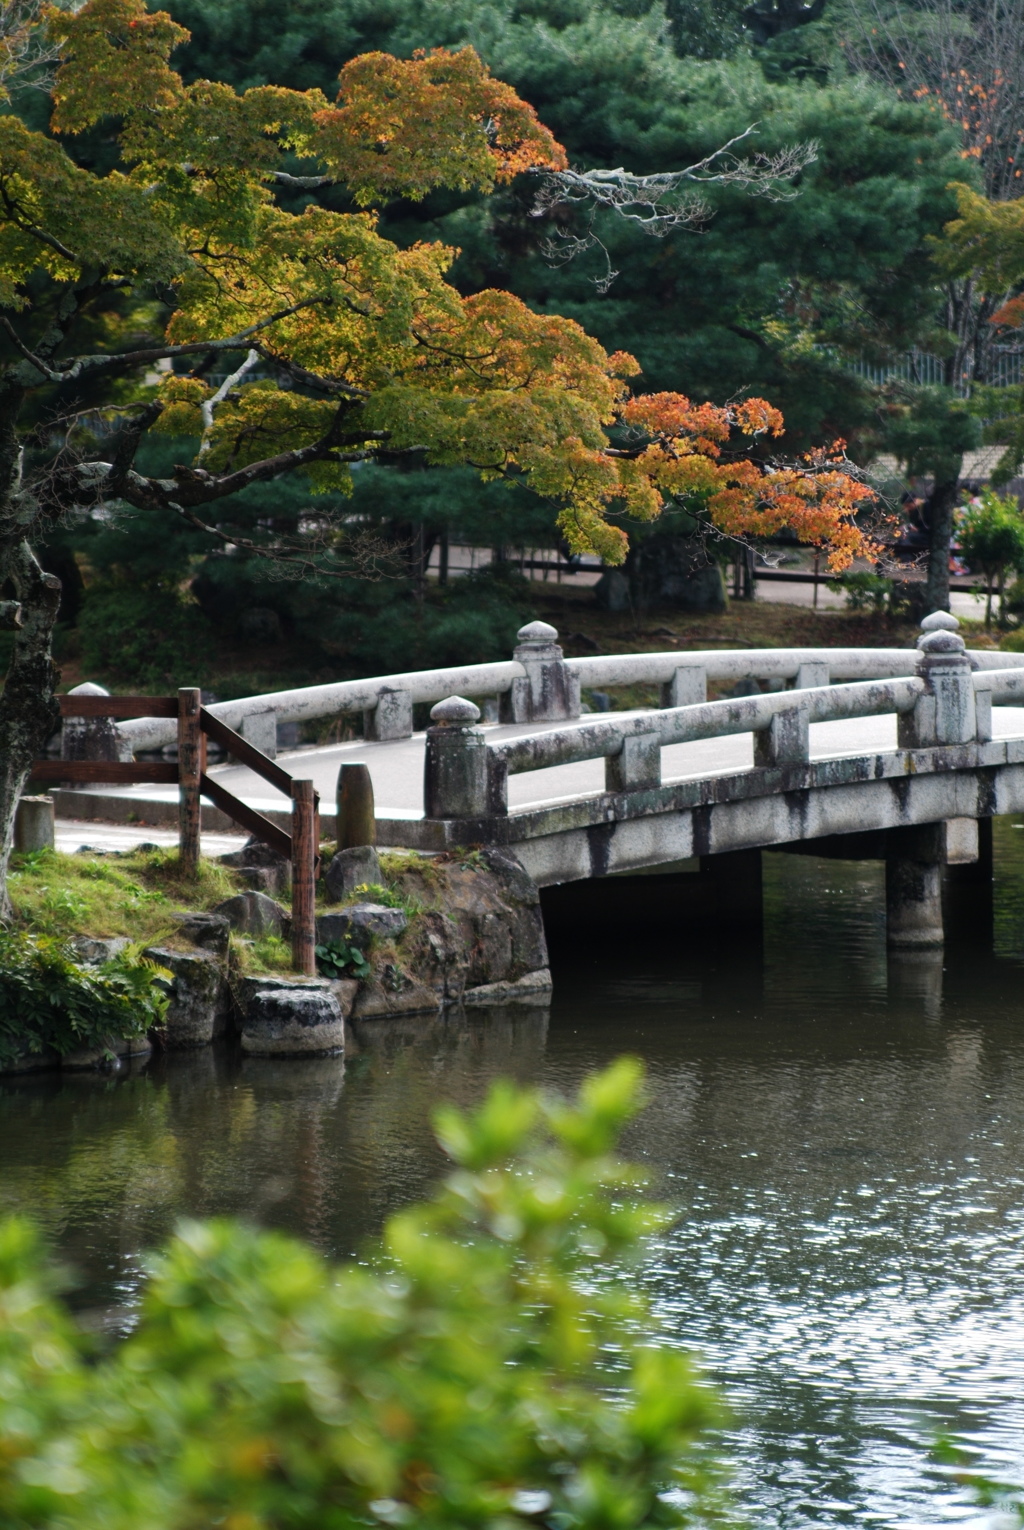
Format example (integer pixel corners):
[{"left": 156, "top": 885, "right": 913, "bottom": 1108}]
[{"left": 0, "top": 1060, "right": 727, "bottom": 1530}]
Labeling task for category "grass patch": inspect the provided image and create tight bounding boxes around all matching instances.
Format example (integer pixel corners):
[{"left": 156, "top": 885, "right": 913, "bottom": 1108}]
[
  {"left": 8, "top": 846, "right": 243, "bottom": 945},
  {"left": 379, "top": 849, "right": 441, "bottom": 885},
  {"left": 232, "top": 934, "right": 294, "bottom": 974}
]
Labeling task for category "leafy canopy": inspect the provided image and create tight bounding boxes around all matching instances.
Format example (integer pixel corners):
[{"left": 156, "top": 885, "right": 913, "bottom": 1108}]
[
  {"left": 958, "top": 488, "right": 1024, "bottom": 578},
  {"left": 0, "top": 0, "right": 872, "bottom": 566},
  {"left": 0, "top": 1058, "right": 728, "bottom": 1530}
]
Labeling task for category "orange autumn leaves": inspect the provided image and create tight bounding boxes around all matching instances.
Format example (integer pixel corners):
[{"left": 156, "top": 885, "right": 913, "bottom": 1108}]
[
  {"left": 612, "top": 394, "right": 874, "bottom": 570},
  {"left": 37, "top": 0, "right": 873, "bottom": 570},
  {"left": 320, "top": 49, "right": 567, "bottom": 205}
]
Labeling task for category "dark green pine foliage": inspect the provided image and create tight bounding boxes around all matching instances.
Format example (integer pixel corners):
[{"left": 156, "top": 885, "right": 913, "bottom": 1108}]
[{"left": 165, "top": 0, "right": 963, "bottom": 454}]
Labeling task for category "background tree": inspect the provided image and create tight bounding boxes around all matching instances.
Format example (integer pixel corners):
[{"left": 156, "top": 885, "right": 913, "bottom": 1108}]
[
  {"left": 957, "top": 486, "right": 1024, "bottom": 625},
  {"left": 876, "top": 382, "right": 981, "bottom": 611},
  {"left": 0, "top": 0, "right": 870, "bottom": 913},
  {"left": 38, "top": 0, "right": 950, "bottom": 635}
]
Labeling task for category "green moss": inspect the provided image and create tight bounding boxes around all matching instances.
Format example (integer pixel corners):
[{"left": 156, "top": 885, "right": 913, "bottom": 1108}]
[{"left": 379, "top": 849, "right": 441, "bottom": 884}]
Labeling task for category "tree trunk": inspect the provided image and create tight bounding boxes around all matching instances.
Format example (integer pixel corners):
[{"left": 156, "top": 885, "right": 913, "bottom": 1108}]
[
  {"left": 924, "top": 476, "right": 960, "bottom": 615},
  {"left": 0, "top": 540, "right": 61, "bottom": 921}
]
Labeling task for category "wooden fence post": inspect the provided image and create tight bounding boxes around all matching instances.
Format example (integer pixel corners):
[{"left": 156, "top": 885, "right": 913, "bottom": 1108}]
[
  {"left": 178, "top": 688, "right": 202, "bottom": 876},
  {"left": 291, "top": 778, "right": 317, "bottom": 975}
]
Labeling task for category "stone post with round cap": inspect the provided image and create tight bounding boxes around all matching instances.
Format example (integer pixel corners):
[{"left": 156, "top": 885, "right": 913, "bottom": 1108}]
[
  {"left": 898, "top": 611, "right": 977, "bottom": 749},
  {"left": 424, "top": 696, "right": 492, "bottom": 820},
  {"left": 501, "top": 621, "right": 581, "bottom": 723}
]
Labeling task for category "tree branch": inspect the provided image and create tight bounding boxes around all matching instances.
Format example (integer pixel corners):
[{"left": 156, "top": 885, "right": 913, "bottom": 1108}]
[
  {"left": 256, "top": 346, "right": 368, "bottom": 398},
  {"left": 6, "top": 297, "right": 336, "bottom": 387},
  {"left": 198, "top": 348, "right": 259, "bottom": 458},
  {"left": 530, "top": 130, "right": 818, "bottom": 289},
  {"left": 0, "top": 316, "right": 56, "bottom": 378},
  {"left": 272, "top": 171, "right": 333, "bottom": 189}
]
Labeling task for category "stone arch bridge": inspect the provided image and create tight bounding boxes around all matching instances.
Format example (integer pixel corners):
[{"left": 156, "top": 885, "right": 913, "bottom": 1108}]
[{"left": 70, "top": 612, "right": 1024, "bottom": 948}]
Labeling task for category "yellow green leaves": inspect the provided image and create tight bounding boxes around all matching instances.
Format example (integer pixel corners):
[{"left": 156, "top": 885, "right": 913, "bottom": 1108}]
[
  {"left": 316, "top": 46, "right": 567, "bottom": 206},
  {"left": 46, "top": 0, "right": 188, "bottom": 135},
  {"left": 0, "top": 116, "right": 185, "bottom": 306},
  {"left": 1, "top": 0, "right": 874, "bottom": 573},
  {"left": 167, "top": 206, "right": 458, "bottom": 381},
  {"left": 933, "top": 181, "right": 1024, "bottom": 292}
]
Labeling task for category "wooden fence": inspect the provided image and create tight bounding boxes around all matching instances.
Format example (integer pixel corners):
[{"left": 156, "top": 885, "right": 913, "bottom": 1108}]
[{"left": 30, "top": 687, "right": 320, "bottom": 974}]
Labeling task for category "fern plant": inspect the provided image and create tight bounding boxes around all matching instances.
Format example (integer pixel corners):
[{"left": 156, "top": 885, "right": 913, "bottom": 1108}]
[{"left": 0, "top": 935, "right": 169, "bottom": 1067}]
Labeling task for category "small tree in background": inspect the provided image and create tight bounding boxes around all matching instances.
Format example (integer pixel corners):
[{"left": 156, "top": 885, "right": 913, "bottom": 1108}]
[
  {"left": 957, "top": 488, "right": 1024, "bottom": 625},
  {"left": 0, "top": 1059, "right": 730, "bottom": 1530}
]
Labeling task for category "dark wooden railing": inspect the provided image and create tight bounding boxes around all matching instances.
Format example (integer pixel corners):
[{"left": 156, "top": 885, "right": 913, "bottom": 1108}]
[{"left": 30, "top": 687, "right": 320, "bottom": 974}]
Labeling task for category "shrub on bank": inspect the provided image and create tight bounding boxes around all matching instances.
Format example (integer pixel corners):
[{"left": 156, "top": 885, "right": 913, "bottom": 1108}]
[
  {"left": 0, "top": 933, "right": 168, "bottom": 1068},
  {"left": 0, "top": 1060, "right": 726, "bottom": 1530}
]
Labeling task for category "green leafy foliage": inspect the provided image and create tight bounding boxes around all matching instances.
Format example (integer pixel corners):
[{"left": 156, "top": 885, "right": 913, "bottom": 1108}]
[
  {"left": 0, "top": 933, "right": 169, "bottom": 1067},
  {"left": 957, "top": 488, "right": 1024, "bottom": 626},
  {"left": 315, "top": 938, "right": 372, "bottom": 978},
  {"left": 0, "top": 1060, "right": 727, "bottom": 1530},
  {"left": 826, "top": 570, "right": 903, "bottom": 617},
  {"left": 880, "top": 386, "right": 982, "bottom": 486},
  {"left": 932, "top": 1438, "right": 1024, "bottom": 1528},
  {"left": 77, "top": 582, "right": 213, "bottom": 690}
]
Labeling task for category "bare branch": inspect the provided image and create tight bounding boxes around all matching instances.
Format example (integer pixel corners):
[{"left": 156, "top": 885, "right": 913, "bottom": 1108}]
[
  {"left": 6, "top": 297, "right": 338, "bottom": 387},
  {"left": 529, "top": 131, "right": 818, "bottom": 290},
  {"left": 272, "top": 171, "right": 333, "bottom": 189},
  {"left": 0, "top": 315, "right": 52, "bottom": 378},
  {"left": 163, "top": 502, "right": 404, "bottom": 582},
  {"left": 197, "top": 348, "right": 259, "bottom": 458},
  {"left": 255, "top": 346, "right": 368, "bottom": 398}
]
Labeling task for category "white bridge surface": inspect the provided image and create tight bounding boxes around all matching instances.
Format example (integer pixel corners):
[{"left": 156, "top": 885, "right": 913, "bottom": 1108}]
[
  {"left": 54, "top": 706, "right": 1024, "bottom": 821},
  {"left": 172, "top": 706, "right": 1024, "bottom": 815}
]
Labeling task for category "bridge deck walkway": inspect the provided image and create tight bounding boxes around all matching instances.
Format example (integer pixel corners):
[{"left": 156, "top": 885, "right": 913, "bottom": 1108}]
[{"left": 55, "top": 705, "right": 1024, "bottom": 828}]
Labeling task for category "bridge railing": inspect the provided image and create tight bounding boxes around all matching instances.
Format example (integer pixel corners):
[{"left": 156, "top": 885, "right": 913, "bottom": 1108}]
[
  {"left": 457, "top": 677, "right": 928, "bottom": 815},
  {"left": 114, "top": 616, "right": 1024, "bottom": 758},
  {"left": 423, "top": 619, "right": 1024, "bottom": 821}
]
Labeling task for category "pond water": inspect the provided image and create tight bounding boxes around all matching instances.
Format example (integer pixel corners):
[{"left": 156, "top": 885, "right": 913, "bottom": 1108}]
[{"left": 3, "top": 828, "right": 1024, "bottom": 1530}]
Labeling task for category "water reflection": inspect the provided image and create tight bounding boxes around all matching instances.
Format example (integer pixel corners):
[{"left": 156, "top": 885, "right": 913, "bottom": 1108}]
[{"left": 3, "top": 823, "right": 1024, "bottom": 1528}]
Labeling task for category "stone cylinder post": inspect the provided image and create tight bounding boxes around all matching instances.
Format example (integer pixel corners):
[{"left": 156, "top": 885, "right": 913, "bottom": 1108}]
[
  {"left": 336, "top": 762, "right": 376, "bottom": 848},
  {"left": 424, "top": 697, "right": 490, "bottom": 819},
  {"left": 500, "top": 622, "right": 581, "bottom": 723}
]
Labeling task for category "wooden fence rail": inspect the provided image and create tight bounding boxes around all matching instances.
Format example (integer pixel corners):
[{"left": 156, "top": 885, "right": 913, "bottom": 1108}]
[{"left": 30, "top": 687, "right": 320, "bottom": 974}]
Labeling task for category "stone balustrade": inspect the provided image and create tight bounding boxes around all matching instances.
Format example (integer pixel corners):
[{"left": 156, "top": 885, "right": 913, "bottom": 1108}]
[
  {"left": 114, "top": 613, "right": 1024, "bottom": 756},
  {"left": 423, "top": 616, "right": 1024, "bottom": 818}
]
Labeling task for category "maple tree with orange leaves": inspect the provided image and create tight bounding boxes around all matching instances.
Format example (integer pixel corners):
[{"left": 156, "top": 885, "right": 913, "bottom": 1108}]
[{"left": 0, "top": 0, "right": 874, "bottom": 908}]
